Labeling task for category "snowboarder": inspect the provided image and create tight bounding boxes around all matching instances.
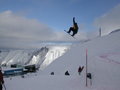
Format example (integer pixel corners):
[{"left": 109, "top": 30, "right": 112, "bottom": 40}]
[
  {"left": 0, "top": 67, "right": 4, "bottom": 90},
  {"left": 67, "top": 17, "right": 79, "bottom": 36},
  {"left": 78, "top": 66, "right": 84, "bottom": 75}
]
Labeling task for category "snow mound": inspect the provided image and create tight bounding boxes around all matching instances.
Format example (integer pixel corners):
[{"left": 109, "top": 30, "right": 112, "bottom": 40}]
[{"left": 41, "top": 31, "right": 120, "bottom": 90}]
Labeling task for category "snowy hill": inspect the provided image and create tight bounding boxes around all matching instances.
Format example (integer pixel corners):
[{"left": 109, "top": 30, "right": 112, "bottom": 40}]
[
  {"left": 43, "top": 31, "right": 120, "bottom": 73},
  {"left": 3, "top": 31, "right": 120, "bottom": 90},
  {"left": 41, "top": 31, "right": 120, "bottom": 89},
  {"left": 0, "top": 46, "right": 69, "bottom": 69}
]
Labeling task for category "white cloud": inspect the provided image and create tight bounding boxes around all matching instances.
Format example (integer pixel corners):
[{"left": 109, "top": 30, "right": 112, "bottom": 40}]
[
  {"left": 94, "top": 4, "right": 120, "bottom": 36},
  {"left": 0, "top": 10, "right": 56, "bottom": 40},
  {"left": 0, "top": 10, "right": 57, "bottom": 49}
]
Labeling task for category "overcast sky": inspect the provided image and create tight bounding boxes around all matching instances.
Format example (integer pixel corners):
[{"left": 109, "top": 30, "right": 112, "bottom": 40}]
[{"left": 0, "top": 0, "right": 120, "bottom": 49}]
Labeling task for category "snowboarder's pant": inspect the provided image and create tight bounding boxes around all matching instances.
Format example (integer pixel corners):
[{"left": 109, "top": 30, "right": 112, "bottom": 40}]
[
  {"left": 78, "top": 72, "right": 81, "bottom": 75},
  {"left": 68, "top": 27, "right": 78, "bottom": 36},
  {"left": 0, "top": 84, "right": 2, "bottom": 90}
]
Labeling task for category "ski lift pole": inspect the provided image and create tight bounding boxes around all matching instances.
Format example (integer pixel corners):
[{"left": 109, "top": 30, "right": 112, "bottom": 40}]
[{"left": 86, "top": 48, "right": 88, "bottom": 87}]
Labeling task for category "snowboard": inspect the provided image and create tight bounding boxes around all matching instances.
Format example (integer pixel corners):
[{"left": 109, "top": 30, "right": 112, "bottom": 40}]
[{"left": 64, "top": 30, "right": 76, "bottom": 39}]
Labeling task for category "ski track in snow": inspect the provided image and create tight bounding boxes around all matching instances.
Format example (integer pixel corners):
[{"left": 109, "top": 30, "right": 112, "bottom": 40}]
[{"left": 99, "top": 52, "right": 120, "bottom": 65}]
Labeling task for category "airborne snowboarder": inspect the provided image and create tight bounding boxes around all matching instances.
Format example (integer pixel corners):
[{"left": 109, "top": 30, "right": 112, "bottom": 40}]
[{"left": 66, "top": 17, "right": 79, "bottom": 37}]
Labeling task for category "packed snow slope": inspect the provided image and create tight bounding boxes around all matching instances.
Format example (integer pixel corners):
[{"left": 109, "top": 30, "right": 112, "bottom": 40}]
[
  {"left": 0, "top": 46, "right": 68, "bottom": 69},
  {"left": 41, "top": 31, "right": 120, "bottom": 89},
  {"left": 4, "top": 30, "right": 120, "bottom": 90}
]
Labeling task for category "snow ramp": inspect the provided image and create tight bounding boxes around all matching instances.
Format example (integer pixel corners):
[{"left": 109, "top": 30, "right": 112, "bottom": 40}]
[{"left": 42, "top": 31, "right": 120, "bottom": 90}]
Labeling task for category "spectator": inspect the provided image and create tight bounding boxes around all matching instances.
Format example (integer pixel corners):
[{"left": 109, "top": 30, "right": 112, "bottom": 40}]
[
  {"left": 78, "top": 66, "right": 84, "bottom": 75},
  {"left": 0, "top": 67, "right": 4, "bottom": 90},
  {"left": 65, "top": 71, "right": 70, "bottom": 76}
]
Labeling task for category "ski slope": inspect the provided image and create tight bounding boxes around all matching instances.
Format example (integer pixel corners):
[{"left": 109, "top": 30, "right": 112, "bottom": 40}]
[
  {"left": 1, "top": 50, "right": 31, "bottom": 66},
  {"left": 0, "top": 46, "right": 69, "bottom": 69},
  {"left": 3, "top": 30, "right": 120, "bottom": 90}
]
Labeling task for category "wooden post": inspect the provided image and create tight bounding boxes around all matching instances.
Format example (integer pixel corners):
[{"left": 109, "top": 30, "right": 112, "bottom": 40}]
[{"left": 86, "top": 48, "right": 88, "bottom": 87}]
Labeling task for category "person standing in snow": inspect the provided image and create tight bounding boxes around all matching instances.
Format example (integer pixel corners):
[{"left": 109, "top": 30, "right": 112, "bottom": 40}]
[
  {"left": 0, "top": 68, "right": 4, "bottom": 90},
  {"left": 65, "top": 71, "right": 70, "bottom": 76},
  {"left": 67, "top": 17, "right": 79, "bottom": 36},
  {"left": 78, "top": 66, "right": 84, "bottom": 75}
]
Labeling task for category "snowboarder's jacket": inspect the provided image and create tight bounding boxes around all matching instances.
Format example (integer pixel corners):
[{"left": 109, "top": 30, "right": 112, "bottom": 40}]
[
  {"left": 73, "top": 18, "right": 79, "bottom": 30},
  {"left": 78, "top": 66, "right": 84, "bottom": 73},
  {"left": 87, "top": 73, "right": 92, "bottom": 79},
  {"left": 0, "top": 70, "right": 4, "bottom": 90},
  {"left": 0, "top": 70, "right": 4, "bottom": 84}
]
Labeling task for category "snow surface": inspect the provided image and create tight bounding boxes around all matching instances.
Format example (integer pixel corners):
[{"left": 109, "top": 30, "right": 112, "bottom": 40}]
[
  {"left": 0, "top": 46, "right": 69, "bottom": 69},
  {"left": 2, "top": 31, "right": 120, "bottom": 90},
  {"left": 40, "top": 46, "right": 69, "bottom": 69}
]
